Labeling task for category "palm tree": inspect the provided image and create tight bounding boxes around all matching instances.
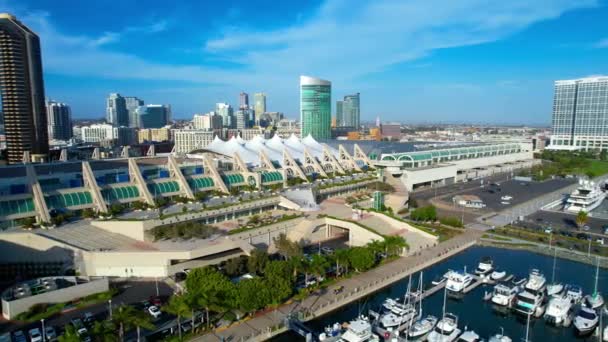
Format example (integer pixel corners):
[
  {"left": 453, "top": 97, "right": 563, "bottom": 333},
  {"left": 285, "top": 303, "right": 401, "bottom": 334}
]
[
  {"left": 576, "top": 210, "right": 589, "bottom": 229},
  {"left": 91, "top": 321, "right": 117, "bottom": 342},
  {"left": 112, "top": 304, "right": 152, "bottom": 341},
  {"left": 334, "top": 249, "right": 350, "bottom": 275},
  {"left": 132, "top": 311, "right": 155, "bottom": 342},
  {"left": 58, "top": 325, "right": 80, "bottom": 342},
  {"left": 163, "top": 295, "right": 191, "bottom": 340},
  {"left": 384, "top": 236, "right": 408, "bottom": 256}
]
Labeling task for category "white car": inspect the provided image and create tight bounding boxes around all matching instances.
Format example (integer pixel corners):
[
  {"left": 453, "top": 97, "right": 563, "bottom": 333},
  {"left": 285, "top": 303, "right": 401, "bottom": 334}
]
[
  {"left": 148, "top": 305, "right": 162, "bottom": 318},
  {"left": 28, "top": 328, "right": 42, "bottom": 342}
]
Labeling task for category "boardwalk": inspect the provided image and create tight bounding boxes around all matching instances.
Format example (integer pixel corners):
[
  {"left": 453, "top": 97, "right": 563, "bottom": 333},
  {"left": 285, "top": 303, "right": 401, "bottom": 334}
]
[{"left": 196, "top": 229, "right": 482, "bottom": 342}]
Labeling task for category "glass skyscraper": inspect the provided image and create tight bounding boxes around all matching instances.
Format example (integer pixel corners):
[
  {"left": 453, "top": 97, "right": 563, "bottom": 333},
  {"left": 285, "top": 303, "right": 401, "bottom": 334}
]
[
  {"left": 342, "top": 93, "right": 360, "bottom": 129},
  {"left": 336, "top": 100, "right": 343, "bottom": 127},
  {"left": 550, "top": 76, "right": 608, "bottom": 150},
  {"left": 300, "top": 75, "right": 331, "bottom": 139}
]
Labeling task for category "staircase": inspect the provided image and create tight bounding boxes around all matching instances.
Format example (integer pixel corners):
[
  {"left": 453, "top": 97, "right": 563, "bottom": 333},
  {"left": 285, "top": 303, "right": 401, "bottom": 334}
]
[{"left": 384, "top": 174, "right": 409, "bottom": 210}]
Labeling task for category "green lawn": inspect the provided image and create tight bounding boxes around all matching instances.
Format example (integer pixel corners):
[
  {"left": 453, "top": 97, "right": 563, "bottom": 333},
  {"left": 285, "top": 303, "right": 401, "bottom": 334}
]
[{"left": 579, "top": 159, "right": 608, "bottom": 177}]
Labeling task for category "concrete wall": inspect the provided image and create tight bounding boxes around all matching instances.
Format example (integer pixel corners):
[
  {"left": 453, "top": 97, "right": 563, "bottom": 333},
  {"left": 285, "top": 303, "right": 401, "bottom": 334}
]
[
  {"left": 324, "top": 217, "right": 384, "bottom": 247},
  {"left": 2, "top": 277, "right": 109, "bottom": 319},
  {"left": 403, "top": 165, "right": 457, "bottom": 191},
  {"left": 363, "top": 211, "right": 438, "bottom": 241},
  {"left": 91, "top": 220, "right": 151, "bottom": 241}
]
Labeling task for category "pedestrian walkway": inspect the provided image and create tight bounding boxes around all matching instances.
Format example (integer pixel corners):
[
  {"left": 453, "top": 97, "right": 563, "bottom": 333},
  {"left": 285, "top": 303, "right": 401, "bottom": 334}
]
[{"left": 195, "top": 230, "right": 481, "bottom": 342}]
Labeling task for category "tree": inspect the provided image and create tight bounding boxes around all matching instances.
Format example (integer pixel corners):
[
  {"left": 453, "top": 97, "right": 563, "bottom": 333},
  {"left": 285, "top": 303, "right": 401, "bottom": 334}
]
[
  {"left": 273, "top": 233, "right": 302, "bottom": 260},
  {"left": 600, "top": 149, "right": 607, "bottom": 161},
  {"left": 384, "top": 236, "right": 408, "bottom": 256},
  {"left": 236, "top": 278, "right": 269, "bottom": 313},
  {"left": 263, "top": 261, "right": 294, "bottom": 304},
  {"left": 91, "top": 321, "right": 117, "bottom": 342},
  {"left": 111, "top": 304, "right": 152, "bottom": 341},
  {"left": 348, "top": 247, "right": 375, "bottom": 272},
  {"left": 576, "top": 210, "right": 589, "bottom": 229},
  {"left": 333, "top": 248, "right": 350, "bottom": 275},
  {"left": 163, "top": 295, "right": 191, "bottom": 340},
  {"left": 308, "top": 254, "right": 329, "bottom": 280},
  {"left": 247, "top": 249, "right": 269, "bottom": 275},
  {"left": 224, "top": 256, "right": 246, "bottom": 277},
  {"left": 58, "top": 325, "right": 80, "bottom": 342},
  {"left": 185, "top": 267, "right": 236, "bottom": 327}
]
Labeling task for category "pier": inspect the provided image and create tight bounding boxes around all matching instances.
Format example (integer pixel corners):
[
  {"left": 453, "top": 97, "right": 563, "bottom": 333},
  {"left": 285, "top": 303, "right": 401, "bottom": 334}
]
[{"left": 197, "top": 230, "right": 481, "bottom": 342}]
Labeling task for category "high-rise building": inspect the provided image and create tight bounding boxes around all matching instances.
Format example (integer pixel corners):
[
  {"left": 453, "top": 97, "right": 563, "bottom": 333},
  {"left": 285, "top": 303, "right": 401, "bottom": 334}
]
[
  {"left": 172, "top": 129, "right": 216, "bottom": 153},
  {"left": 342, "top": 93, "right": 360, "bottom": 129},
  {"left": 300, "top": 75, "right": 331, "bottom": 139},
  {"left": 138, "top": 127, "right": 171, "bottom": 143},
  {"left": 46, "top": 100, "right": 72, "bottom": 141},
  {"left": 193, "top": 112, "right": 223, "bottom": 130},
  {"left": 254, "top": 93, "right": 266, "bottom": 117},
  {"left": 106, "top": 93, "right": 129, "bottom": 127},
  {"left": 0, "top": 13, "right": 49, "bottom": 163},
  {"left": 235, "top": 109, "right": 251, "bottom": 129},
  {"left": 239, "top": 92, "right": 249, "bottom": 109},
  {"left": 125, "top": 96, "right": 144, "bottom": 128},
  {"left": 336, "top": 100, "right": 343, "bottom": 127},
  {"left": 81, "top": 123, "right": 135, "bottom": 146},
  {"left": 550, "top": 76, "right": 608, "bottom": 151},
  {"left": 216, "top": 103, "right": 234, "bottom": 128},
  {"left": 133, "top": 104, "right": 170, "bottom": 129}
]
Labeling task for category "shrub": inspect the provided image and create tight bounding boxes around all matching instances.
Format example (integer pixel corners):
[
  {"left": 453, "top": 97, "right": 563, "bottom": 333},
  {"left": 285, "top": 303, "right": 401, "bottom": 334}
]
[
  {"left": 410, "top": 205, "right": 437, "bottom": 222},
  {"left": 439, "top": 216, "right": 463, "bottom": 228}
]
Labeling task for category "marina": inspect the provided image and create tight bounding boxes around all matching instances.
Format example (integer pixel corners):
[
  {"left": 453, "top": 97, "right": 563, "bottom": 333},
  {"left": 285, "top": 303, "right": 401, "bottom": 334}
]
[{"left": 272, "top": 246, "right": 608, "bottom": 342}]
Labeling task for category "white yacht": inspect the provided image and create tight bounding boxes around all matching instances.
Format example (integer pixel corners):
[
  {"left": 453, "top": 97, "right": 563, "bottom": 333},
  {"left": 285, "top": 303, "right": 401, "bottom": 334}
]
[
  {"left": 566, "top": 179, "right": 605, "bottom": 213},
  {"left": 446, "top": 271, "right": 474, "bottom": 293},
  {"left": 408, "top": 315, "right": 438, "bottom": 339},
  {"left": 546, "top": 283, "right": 564, "bottom": 297},
  {"left": 427, "top": 313, "right": 462, "bottom": 342},
  {"left": 475, "top": 257, "right": 494, "bottom": 277},
  {"left": 319, "top": 323, "right": 343, "bottom": 341},
  {"left": 458, "top": 330, "right": 481, "bottom": 342},
  {"left": 543, "top": 294, "right": 574, "bottom": 327},
  {"left": 565, "top": 285, "right": 584, "bottom": 304},
  {"left": 490, "top": 269, "right": 507, "bottom": 281},
  {"left": 488, "top": 332, "right": 512, "bottom": 342},
  {"left": 339, "top": 316, "right": 380, "bottom": 342},
  {"left": 378, "top": 303, "right": 417, "bottom": 329},
  {"left": 432, "top": 270, "right": 453, "bottom": 286},
  {"left": 491, "top": 283, "right": 520, "bottom": 307},
  {"left": 573, "top": 307, "right": 599, "bottom": 335},
  {"left": 525, "top": 269, "right": 547, "bottom": 294}
]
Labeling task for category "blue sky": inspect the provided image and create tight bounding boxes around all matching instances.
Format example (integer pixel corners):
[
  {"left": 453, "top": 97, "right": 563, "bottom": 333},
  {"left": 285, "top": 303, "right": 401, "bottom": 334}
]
[{"left": 4, "top": 0, "right": 608, "bottom": 124}]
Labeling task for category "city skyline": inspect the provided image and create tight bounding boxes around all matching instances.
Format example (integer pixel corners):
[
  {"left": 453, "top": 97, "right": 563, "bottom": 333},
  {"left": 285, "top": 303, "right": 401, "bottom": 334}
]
[{"left": 3, "top": 0, "right": 608, "bottom": 125}]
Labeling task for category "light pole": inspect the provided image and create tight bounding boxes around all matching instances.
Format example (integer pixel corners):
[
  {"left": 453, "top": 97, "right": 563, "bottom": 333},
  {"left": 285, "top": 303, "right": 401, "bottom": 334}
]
[
  {"left": 41, "top": 319, "right": 45, "bottom": 342},
  {"left": 155, "top": 277, "right": 160, "bottom": 297},
  {"left": 108, "top": 299, "right": 113, "bottom": 320}
]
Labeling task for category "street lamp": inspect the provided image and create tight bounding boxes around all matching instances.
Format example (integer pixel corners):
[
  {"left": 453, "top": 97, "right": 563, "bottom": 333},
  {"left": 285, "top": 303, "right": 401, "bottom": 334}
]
[
  {"left": 41, "top": 319, "right": 45, "bottom": 342},
  {"left": 108, "top": 299, "right": 113, "bottom": 320}
]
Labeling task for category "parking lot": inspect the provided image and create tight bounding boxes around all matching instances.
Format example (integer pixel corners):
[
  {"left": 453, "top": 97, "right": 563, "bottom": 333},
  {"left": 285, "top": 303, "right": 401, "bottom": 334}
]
[
  {"left": 454, "top": 178, "right": 576, "bottom": 211},
  {"left": 526, "top": 210, "right": 608, "bottom": 236}
]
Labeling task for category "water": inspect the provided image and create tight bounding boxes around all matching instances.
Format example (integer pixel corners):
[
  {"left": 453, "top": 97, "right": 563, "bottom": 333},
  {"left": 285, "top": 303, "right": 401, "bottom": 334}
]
[{"left": 272, "top": 246, "right": 608, "bottom": 341}]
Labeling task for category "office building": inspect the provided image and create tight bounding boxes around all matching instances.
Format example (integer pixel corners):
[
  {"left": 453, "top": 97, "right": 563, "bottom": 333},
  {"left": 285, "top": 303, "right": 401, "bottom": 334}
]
[
  {"left": 216, "top": 103, "right": 234, "bottom": 129},
  {"left": 342, "top": 93, "right": 360, "bottom": 129},
  {"left": 0, "top": 13, "right": 49, "bottom": 163},
  {"left": 138, "top": 127, "right": 171, "bottom": 143},
  {"left": 239, "top": 92, "right": 249, "bottom": 109},
  {"left": 254, "top": 93, "right": 266, "bottom": 116},
  {"left": 235, "top": 110, "right": 251, "bottom": 130},
  {"left": 336, "top": 100, "right": 343, "bottom": 127},
  {"left": 193, "top": 112, "right": 223, "bottom": 130},
  {"left": 549, "top": 76, "right": 608, "bottom": 151},
  {"left": 106, "top": 93, "right": 128, "bottom": 127},
  {"left": 81, "top": 124, "right": 135, "bottom": 146},
  {"left": 113, "top": 126, "right": 137, "bottom": 146},
  {"left": 381, "top": 123, "right": 401, "bottom": 140},
  {"left": 300, "top": 75, "right": 331, "bottom": 139},
  {"left": 46, "top": 100, "right": 72, "bottom": 141},
  {"left": 125, "top": 96, "right": 144, "bottom": 128},
  {"left": 133, "top": 104, "right": 170, "bottom": 129},
  {"left": 172, "top": 129, "right": 216, "bottom": 153}
]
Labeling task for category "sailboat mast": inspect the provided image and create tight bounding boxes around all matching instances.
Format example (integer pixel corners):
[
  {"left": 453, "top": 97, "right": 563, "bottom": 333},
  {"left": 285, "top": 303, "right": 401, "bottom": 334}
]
[
  {"left": 551, "top": 248, "right": 557, "bottom": 284},
  {"left": 419, "top": 271, "right": 424, "bottom": 317},
  {"left": 442, "top": 283, "right": 447, "bottom": 319},
  {"left": 595, "top": 256, "right": 600, "bottom": 295}
]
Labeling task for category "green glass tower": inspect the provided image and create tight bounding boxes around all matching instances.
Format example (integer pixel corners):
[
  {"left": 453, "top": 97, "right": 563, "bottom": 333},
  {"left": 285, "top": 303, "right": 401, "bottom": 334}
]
[{"left": 300, "top": 75, "right": 331, "bottom": 139}]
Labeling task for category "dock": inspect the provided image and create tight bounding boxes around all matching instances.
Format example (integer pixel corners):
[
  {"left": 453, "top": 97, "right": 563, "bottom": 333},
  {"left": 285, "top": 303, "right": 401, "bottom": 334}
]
[{"left": 463, "top": 275, "right": 484, "bottom": 294}]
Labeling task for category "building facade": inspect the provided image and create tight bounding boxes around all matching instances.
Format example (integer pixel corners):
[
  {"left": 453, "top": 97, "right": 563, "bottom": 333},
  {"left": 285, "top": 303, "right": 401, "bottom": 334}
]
[
  {"left": 300, "top": 75, "right": 331, "bottom": 139},
  {"left": 342, "top": 93, "right": 360, "bottom": 129},
  {"left": 81, "top": 124, "right": 115, "bottom": 143},
  {"left": 124, "top": 96, "right": 144, "bottom": 128},
  {"left": 172, "top": 129, "right": 216, "bottom": 153},
  {"left": 0, "top": 13, "right": 49, "bottom": 163},
  {"left": 336, "top": 100, "right": 343, "bottom": 127},
  {"left": 193, "top": 113, "right": 222, "bottom": 130},
  {"left": 381, "top": 123, "right": 401, "bottom": 140},
  {"left": 138, "top": 128, "right": 171, "bottom": 143},
  {"left": 106, "top": 93, "right": 128, "bottom": 127},
  {"left": 46, "top": 100, "right": 72, "bottom": 141},
  {"left": 254, "top": 93, "right": 266, "bottom": 118},
  {"left": 239, "top": 92, "right": 249, "bottom": 109},
  {"left": 134, "top": 104, "right": 170, "bottom": 129},
  {"left": 216, "top": 103, "right": 234, "bottom": 129},
  {"left": 550, "top": 76, "right": 608, "bottom": 151}
]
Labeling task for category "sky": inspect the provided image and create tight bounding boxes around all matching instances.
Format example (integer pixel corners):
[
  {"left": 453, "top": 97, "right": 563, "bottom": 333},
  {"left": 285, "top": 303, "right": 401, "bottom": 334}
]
[{"left": 4, "top": 0, "right": 608, "bottom": 125}]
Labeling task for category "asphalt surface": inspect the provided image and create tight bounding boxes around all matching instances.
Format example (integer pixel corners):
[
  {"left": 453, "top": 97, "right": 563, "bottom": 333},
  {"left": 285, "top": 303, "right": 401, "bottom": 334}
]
[{"left": 526, "top": 210, "right": 608, "bottom": 236}]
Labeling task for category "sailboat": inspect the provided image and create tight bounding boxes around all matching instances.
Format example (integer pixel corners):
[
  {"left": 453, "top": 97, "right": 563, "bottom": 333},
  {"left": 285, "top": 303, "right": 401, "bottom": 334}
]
[
  {"left": 584, "top": 256, "right": 604, "bottom": 309},
  {"left": 546, "top": 248, "right": 564, "bottom": 297},
  {"left": 427, "top": 284, "right": 461, "bottom": 342},
  {"left": 408, "top": 272, "right": 438, "bottom": 339}
]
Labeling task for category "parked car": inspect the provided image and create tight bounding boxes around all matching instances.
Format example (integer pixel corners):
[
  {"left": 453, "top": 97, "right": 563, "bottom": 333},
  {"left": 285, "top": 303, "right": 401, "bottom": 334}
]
[
  {"left": 321, "top": 247, "right": 334, "bottom": 255},
  {"left": 150, "top": 296, "right": 162, "bottom": 307},
  {"left": 583, "top": 225, "right": 591, "bottom": 231},
  {"left": 603, "top": 226, "right": 608, "bottom": 235},
  {"left": 28, "top": 328, "right": 42, "bottom": 342},
  {"left": 71, "top": 318, "right": 87, "bottom": 336},
  {"left": 544, "top": 227, "right": 553, "bottom": 234},
  {"left": 45, "top": 326, "right": 57, "bottom": 341},
  {"left": 12, "top": 331, "right": 26, "bottom": 342},
  {"left": 148, "top": 305, "right": 162, "bottom": 318},
  {"left": 83, "top": 312, "right": 95, "bottom": 324}
]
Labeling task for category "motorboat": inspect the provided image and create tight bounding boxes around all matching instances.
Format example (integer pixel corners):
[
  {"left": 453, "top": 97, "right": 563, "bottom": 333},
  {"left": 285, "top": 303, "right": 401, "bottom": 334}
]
[
  {"left": 565, "top": 285, "right": 584, "bottom": 304},
  {"left": 491, "top": 283, "right": 520, "bottom": 307},
  {"left": 379, "top": 302, "right": 417, "bottom": 329},
  {"left": 573, "top": 306, "right": 599, "bottom": 335},
  {"left": 319, "top": 323, "right": 343, "bottom": 341},
  {"left": 432, "top": 270, "right": 453, "bottom": 286},
  {"left": 565, "top": 179, "right": 605, "bottom": 213},
  {"left": 446, "top": 271, "right": 474, "bottom": 293},
  {"left": 490, "top": 269, "right": 507, "bottom": 281},
  {"left": 339, "top": 316, "right": 380, "bottom": 342},
  {"left": 524, "top": 269, "right": 547, "bottom": 295},
  {"left": 514, "top": 290, "right": 544, "bottom": 316},
  {"left": 546, "top": 283, "right": 564, "bottom": 297},
  {"left": 488, "top": 333, "right": 512, "bottom": 342},
  {"left": 475, "top": 257, "right": 494, "bottom": 277},
  {"left": 458, "top": 330, "right": 481, "bottom": 342},
  {"left": 407, "top": 315, "right": 438, "bottom": 339},
  {"left": 543, "top": 294, "right": 574, "bottom": 327},
  {"left": 511, "top": 276, "right": 527, "bottom": 287},
  {"left": 427, "top": 313, "right": 462, "bottom": 342}
]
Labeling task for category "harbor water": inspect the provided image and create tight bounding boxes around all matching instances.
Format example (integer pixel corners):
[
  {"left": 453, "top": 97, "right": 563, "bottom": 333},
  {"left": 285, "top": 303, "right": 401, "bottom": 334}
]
[{"left": 273, "top": 246, "right": 608, "bottom": 341}]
